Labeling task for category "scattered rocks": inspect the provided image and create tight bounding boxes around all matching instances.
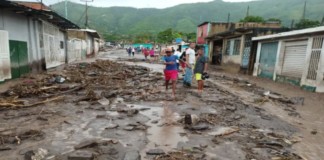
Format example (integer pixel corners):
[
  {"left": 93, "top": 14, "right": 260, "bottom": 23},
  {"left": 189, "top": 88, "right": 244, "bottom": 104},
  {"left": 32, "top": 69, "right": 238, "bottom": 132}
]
[
  {"left": 226, "top": 106, "right": 236, "bottom": 111},
  {"left": 123, "top": 126, "right": 134, "bottom": 131},
  {"left": 25, "top": 148, "right": 49, "bottom": 160},
  {"left": 105, "top": 124, "right": 119, "bottom": 129},
  {"left": 68, "top": 150, "right": 94, "bottom": 160},
  {"left": 97, "top": 98, "right": 110, "bottom": 106},
  {"left": 234, "top": 115, "right": 241, "bottom": 120},
  {"left": 74, "top": 139, "right": 98, "bottom": 149},
  {"left": 146, "top": 148, "right": 165, "bottom": 155},
  {"left": 151, "top": 120, "right": 159, "bottom": 124},
  {"left": 191, "top": 92, "right": 202, "bottom": 98},
  {"left": 188, "top": 123, "right": 209, "bottom": 130},
  {"left": 123, "top": 150, "right": 140, "bottom": 160},
  {"left": 289, "top": 97, "right": 305, "bottom": 105},
  {"left": 37, "top": 115, "right": 49, "bottom": 121}
]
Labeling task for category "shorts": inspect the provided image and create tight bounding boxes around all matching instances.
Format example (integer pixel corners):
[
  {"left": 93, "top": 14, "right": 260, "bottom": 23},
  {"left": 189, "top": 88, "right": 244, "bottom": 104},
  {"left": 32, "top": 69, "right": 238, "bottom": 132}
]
[
  {"left": 150, "top": 55, "right": 154, "bottom": 57},
  {"left": 196, "top": 73, "right": 203, "bottom": 81},
  {"left": 164, "top": 70, "right": 178, "bottom": 81},
  {"left": 181, "top": 62, "right": 185, "bottom": 68}
]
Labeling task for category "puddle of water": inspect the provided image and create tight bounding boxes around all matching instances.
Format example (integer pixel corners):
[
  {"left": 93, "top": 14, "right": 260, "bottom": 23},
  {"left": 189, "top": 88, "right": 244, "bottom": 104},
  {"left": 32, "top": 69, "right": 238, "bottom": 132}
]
[{"left": 132, "top": 104, "right": 188, "bottom": 159}]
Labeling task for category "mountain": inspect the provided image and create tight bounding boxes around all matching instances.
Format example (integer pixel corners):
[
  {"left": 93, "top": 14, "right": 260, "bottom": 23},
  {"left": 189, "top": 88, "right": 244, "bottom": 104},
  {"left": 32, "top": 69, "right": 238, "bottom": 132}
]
[{"left": 51, "top": 0, "right": 324, "bottom": 36}]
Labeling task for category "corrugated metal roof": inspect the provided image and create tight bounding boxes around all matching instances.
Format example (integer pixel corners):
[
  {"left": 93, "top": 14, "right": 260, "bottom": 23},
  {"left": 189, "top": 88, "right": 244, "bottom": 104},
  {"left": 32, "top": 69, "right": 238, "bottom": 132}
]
[
  {"left": 15, "top": 1, "right": 50, "bottom": 10},
  {"left": 252, "top": 26, "right": 324, "bottom": 41},
  {"left": 68, "top": 29, "right": 100, "bottom": 38},
  {"left": 0, "top": 1, "right": 79, "bottom": 29}
]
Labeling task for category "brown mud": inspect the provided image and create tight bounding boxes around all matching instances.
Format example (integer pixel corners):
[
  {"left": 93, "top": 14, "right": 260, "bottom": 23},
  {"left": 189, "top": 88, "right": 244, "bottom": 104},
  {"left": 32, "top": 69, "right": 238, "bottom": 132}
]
[{"left": 0, "top": 50, "right": 315, "bottom": 160}]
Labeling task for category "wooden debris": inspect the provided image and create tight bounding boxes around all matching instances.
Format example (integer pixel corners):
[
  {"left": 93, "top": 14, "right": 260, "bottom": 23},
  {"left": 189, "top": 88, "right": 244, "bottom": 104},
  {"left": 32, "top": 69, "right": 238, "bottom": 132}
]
[
  {"left": 0, "top": 96, "right": 64, "bottom": 108},
  {"left": 215, "top": 129, "right": 240, "bottom": 137},
  {"left": 15, "top": 136, "right": 20, "bottom": 145}
]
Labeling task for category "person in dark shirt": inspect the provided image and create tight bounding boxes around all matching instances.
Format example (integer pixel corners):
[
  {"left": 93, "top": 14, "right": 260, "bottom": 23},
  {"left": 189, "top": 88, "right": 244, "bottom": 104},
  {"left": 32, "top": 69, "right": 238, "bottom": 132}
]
[{"left": 194, "top": 48, "right": 208, "bottom": 92}]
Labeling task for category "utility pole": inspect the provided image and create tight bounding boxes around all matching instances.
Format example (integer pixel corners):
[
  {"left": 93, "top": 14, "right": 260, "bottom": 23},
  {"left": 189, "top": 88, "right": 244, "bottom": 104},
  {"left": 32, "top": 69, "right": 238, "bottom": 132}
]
[
  {"left": 227, "top": 13, "right": 230, "bottom": 23},
  {"left": 302, "top": 1, "right": 306, "bottom": 20},
  {"left": 81, "top": 0, "right": 93, "bottom": 29},
  {"left": 291, "top": 19, "right": 294, "bottom": 29},
  {"left": 65, "top": 0, "right": 68, "bottom": 19},
  {"left": 246, "top": 6, "right": 249, "bottom": 17}
]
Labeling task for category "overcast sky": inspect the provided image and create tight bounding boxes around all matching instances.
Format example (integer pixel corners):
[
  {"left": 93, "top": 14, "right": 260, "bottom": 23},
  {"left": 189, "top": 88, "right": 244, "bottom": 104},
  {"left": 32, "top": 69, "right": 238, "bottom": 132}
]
[{"left": 9, "top": 0, "right": 254, "bottom": 8}]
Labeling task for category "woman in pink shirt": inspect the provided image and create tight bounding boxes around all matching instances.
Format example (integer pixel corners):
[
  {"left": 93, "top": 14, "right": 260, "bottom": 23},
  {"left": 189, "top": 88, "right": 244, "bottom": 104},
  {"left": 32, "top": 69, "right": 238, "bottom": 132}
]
[{"left": 150, "top": 48, "right": 155, "bottom": 60}]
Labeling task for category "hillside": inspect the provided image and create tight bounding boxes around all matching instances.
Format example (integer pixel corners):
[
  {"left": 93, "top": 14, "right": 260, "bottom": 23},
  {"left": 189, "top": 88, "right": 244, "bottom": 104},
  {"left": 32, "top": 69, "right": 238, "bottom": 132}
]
[{"left": 52, "top": 0, "right": 324, "bottom": 35}]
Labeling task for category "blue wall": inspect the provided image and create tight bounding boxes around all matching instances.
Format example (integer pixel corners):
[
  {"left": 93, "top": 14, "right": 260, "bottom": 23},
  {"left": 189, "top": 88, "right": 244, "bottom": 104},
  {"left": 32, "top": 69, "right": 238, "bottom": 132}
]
[{"left": 133, "top": 44, "right": 153, "bottom": 48}]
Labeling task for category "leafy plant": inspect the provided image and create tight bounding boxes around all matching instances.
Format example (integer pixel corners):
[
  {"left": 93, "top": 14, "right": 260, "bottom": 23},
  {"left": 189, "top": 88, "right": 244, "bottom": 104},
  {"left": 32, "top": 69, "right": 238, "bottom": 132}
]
[
  {"left": 240, "top": 15, "right": 266, "bottom": 23},
  {"left": 295, "top": 19, "right": 321, "bottom": 28}
]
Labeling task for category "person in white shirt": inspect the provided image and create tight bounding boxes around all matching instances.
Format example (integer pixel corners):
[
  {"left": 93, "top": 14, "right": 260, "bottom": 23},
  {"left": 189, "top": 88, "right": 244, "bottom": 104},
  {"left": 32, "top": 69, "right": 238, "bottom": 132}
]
[
  {"left": 174, "top": 49, "right": 182, "bottom": 71},
  {"left": 131, "top": 48, "right": 135, "bottom": 57},
  {"left": 183, "top": 42, "right": 196, "bottom": 87}
]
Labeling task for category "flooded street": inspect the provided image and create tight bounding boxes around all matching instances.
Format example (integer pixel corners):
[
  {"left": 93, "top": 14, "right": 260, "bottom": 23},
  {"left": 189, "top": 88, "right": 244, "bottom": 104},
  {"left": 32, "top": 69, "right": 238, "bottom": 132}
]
[{"left": 0, "top": 50, "right": 322, "bottom": 160}]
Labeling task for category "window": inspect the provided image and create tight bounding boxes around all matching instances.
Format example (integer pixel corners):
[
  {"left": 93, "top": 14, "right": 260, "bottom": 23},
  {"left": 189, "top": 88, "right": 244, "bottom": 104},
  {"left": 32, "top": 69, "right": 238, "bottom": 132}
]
[
  {"left": 225, "top": 37, "right": 241, "bottom": 55},
  {"left": 60, "top": 41, "right": 64, "bottom": 49}
]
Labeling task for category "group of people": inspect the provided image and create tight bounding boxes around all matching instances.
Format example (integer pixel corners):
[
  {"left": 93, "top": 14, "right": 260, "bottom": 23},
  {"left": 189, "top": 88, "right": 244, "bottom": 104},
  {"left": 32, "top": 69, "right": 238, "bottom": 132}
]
[
  {"left": 126, "top": 47, "right": 158, "bottom": 60},
  {"left": 162, "top": 42, "right": 208, "bottom": 98},
  {"left": 142, "top": 47, "right": 158, "bottom": 61}
]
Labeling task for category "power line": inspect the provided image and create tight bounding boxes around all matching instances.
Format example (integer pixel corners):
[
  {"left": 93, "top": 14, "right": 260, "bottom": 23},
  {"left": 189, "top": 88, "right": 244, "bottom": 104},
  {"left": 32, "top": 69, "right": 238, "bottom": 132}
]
[{"left": 76, "top": 6, "right": 89, "bottom": 26}]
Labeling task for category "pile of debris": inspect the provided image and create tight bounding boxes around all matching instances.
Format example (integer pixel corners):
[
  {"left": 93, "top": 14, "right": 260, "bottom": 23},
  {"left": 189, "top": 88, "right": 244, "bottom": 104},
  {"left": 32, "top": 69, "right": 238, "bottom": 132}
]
[{"left": 0, "top": 60, "right": 167, "bottom": 109}]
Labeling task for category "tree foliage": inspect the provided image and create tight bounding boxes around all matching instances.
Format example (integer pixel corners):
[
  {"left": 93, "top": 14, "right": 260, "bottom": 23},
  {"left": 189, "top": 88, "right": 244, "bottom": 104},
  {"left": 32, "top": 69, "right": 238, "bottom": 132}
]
[
  {"left": 240, "top": 15, "right": 266, "bottom": 23},
  {"left": 157, "top": 28, "right": 173, "bottom": 43},
  {"left": 295, "top": 19, "right": 321, "bottom": 29},
  {"left": 267, "top": 18, "right": 282, "bottom": 24}
]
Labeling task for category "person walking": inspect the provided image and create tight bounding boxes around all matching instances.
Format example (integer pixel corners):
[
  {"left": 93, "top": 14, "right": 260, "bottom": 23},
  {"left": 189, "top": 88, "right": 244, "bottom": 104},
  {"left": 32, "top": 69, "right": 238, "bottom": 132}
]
[
  {"left": 128, "top": 47, "right": 132, "bottom": 57},
  {"left": 150, "top": 48, "right": 155, "bottom": 61},
  {"left": 194, "top": 48, "right": 208, "bottom": 92},
  {"left": 179, "top": 48, "right": 188, "bottom": 76},
  {"left": 174, "top": 49, "right": 182, "bottom": 71},
  {"left": 131, "top": 47, "right": 135, "bottom": 57},
  {"left": 183, "top": 42, "right": 196, "bottom": 87},
  {"left": 162, "top": 48, "right": 179, "bottom": 98}
]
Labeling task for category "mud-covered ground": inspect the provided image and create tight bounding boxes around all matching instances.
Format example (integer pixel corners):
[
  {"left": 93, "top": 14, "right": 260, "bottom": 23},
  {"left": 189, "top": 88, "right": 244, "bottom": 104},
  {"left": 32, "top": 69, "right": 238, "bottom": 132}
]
[{"left": 0, "top": 50, "right": 313, "bottom": 160}]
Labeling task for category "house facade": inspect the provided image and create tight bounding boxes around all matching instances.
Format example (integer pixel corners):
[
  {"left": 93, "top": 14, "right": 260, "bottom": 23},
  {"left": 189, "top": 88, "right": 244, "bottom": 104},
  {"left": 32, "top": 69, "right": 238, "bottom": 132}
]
[
  {"left": 0, "top": 1, "right": 79, "bottom": 82},
  {"left": 205, "top": 22, "right": 289, "bottom": 74},
  {"left": 252, "top": 26, "right": 324, "bottom": 92},
  {"left": 67, "top": 29, "right": 100, "bottom": 62},
  {"left": 196, "top": 22, "right": 210, "bottom": 57}
]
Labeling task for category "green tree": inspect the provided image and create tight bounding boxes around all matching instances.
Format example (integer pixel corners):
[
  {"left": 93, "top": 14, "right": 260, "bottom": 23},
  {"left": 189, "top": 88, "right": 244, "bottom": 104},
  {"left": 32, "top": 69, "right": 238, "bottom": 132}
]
[
  {"left": 240, "top": 15, "right": 266, "bottom": 23},
  {"left": 157, "top": 28, "right": 173, "bottom": 43},
  {"left": 295, "top": 19, "right": 321, "bottom": 28},
  {"left": 173, "top": 33, "right": 182, "bottom": 39},
  {"left": 186, "top": 32, "right": 197, "bottom": 42},
  {"left": 267, "top": 18, "right": 282, "bottom": 24}
]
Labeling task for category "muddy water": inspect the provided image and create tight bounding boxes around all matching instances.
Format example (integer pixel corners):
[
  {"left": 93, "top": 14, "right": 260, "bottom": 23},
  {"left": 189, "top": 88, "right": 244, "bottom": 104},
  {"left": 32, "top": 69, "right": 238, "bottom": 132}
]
[{"left": 131, "top": 104, "right": 188, "bottom": 159}]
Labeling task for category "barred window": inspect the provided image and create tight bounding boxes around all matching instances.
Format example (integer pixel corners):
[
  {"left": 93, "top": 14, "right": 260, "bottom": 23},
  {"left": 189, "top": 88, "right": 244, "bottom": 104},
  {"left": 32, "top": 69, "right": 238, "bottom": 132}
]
[{"left": 225, "top": 37, "right": 241, "bottom": 56}]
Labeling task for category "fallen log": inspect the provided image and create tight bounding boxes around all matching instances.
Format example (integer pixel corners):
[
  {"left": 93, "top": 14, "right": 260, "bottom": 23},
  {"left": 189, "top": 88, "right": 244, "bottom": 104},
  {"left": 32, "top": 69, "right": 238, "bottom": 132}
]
[
  {"left": 41, "top": 85, "right": 85, "bottom": 98},
  {"left": 0, "top": 96, "right": 64, "bottom": 108}
]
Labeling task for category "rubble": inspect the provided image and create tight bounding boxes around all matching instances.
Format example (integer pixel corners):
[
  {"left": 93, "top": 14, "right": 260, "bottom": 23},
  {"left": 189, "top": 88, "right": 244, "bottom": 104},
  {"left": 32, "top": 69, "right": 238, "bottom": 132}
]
[
  {"left": 74, "top": 139, "right": 99, "bottom": 149},
  {"left": 123, "top": 150, "right": 140, "bottom": 160},
  {"left": 24, "top": 148, "right": 49, "bottom": 160},
  {"left": 68, "top": 150, "right": 94, "bottom": 160},
  {"left": 146, "top": 148, "right": 165, "bottom": 155}
]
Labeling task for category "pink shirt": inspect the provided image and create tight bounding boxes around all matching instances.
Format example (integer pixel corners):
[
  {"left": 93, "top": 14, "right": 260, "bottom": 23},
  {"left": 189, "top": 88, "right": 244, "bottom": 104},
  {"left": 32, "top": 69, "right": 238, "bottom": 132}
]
[{"left": 150, "top": 50, "right": 154, "bottom": 55}]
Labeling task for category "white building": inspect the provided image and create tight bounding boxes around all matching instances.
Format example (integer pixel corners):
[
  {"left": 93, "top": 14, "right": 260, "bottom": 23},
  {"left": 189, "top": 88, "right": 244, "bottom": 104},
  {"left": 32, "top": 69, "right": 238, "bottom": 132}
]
[
  {"left": 252, "top": 26, "right": 324, "bottom": 92},
  {"left": 0, "top": 1, "right": 79, "bottom": 82}
]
